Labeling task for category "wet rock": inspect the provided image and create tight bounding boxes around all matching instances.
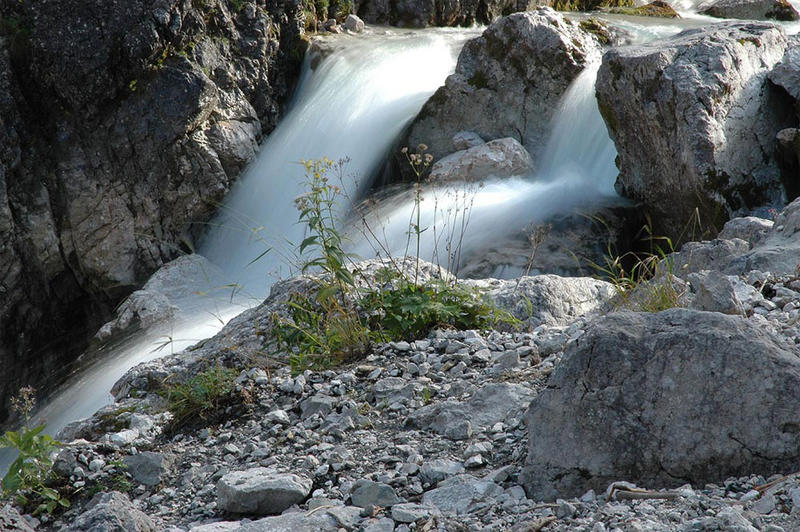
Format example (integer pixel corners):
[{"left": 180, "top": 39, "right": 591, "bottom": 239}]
[
  {"left": 596, "top": 22, "right": 792, "bottom": 240},
  {"left": 356, "top": 0, "right": 529, "bottom": 28},
  {"left": 701, "top": 0, "right": 799, "bottom": 21},
  {"left": 427, "top": 138, "right": 533, "bottom": 183},
  {"left": 217, "top": 470, "right": 312, "bottom": 515},
  {"left": 63, "top": 491, "right": 156, "bottom": 531},
  {"left": 344, "top": 14, "right": 365, "bottom": 32},
  {"left": 522, "top": 309, "right": 800, "bottom": 500},
  {"left": 401, "top": 8, "right": 600, "bottom": 171},
  {"left": 452, "top": 131, "right": 485, "bottom": 151},
  {"left": 607, "top": 0, "right": 681, "bottom": 17},
  {"left": 0, "top": 0, "right": 306, "bottom": 425}
]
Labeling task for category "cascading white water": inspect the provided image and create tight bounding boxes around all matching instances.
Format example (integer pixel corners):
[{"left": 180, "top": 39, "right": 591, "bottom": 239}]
[
  {"left": 201, "top": 29, "right": 479, "bottom": 296},
  {"left": 0, "top": 28, "right": 478, "bottom": 474},
  {"left": 346, "top": 64, "right": 619, "bottom": 269}
]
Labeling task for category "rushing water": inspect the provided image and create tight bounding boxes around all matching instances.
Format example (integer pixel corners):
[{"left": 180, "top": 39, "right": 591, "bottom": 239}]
[
  {"left": 346, "top": 64, "right": 618, "bottom": 270},
  {"left": 4, "top": 4, "right": 796, "bottom": 474}
]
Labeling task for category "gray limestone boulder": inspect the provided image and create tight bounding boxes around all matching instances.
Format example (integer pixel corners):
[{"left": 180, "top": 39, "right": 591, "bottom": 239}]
[
  {"left": 465, "top": 274, "right": 615, "bottom": 328},
  {"left": 217, "top": 469, "right": 312, "bottom": 515},
  {"left": 718, "top": 216, "right": 774, "bottom": 247},
  {"left": 596, "top": 22, "right": 793, "bottom": 240},
  {"left": 401, "top": 8, "right": 600, "bottom": 171},
  {"left": 427, "top": 138, "right": 533, "bottom": 182},
  {"left": 122, "top": 451, "right": 167, "bottom": 487},
  {"left": 521, "top": 309, "right": 800, "bottom": 500},
  {"left": 701, "top": 0, "right": 799, "bottom": 21},
  {"left": 63, "top": 491, "right": 156, "bottom": 532},
  {"left": 349, "top": 479, "right": 402, "bottom": 507},
  {"left": 406, "top": 382, "right": 535, "bottom": 439}
]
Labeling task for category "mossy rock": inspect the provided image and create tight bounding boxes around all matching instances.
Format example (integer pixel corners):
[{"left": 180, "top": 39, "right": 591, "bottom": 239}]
[
  {"left": 579, "top": 18, "right": 612, "bottom": 44},
  {"left": 553, "top": 0, "right": 634, "bottom": 11},
  {"left": 607, "top": 0, "right": 680, "bottom": 17}
]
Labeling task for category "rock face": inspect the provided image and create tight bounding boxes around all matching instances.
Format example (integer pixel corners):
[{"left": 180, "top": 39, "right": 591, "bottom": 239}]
[
  {"left": 596, "top": 22, "right": 794, "bottom": 240},
  {"left": 401, "top": 8, "right": 600, "bottom": 173},
  {"left": 427, "top": 138, "right": 533, "bottom": 182},
  {"left": 701, "top": 0, "right": 799, "bottom": 21},
  {"left": 0, "top": 0, "right": 304, "bottom": 423},
  {"left": 355, "top": 0, "right": 531, "bottom": 28},
  {"left": 217, "top": 469, "right": 312, "bottom": 515},
  {"left": 521, "top": 309, "right": 800, "bottom": 501}
]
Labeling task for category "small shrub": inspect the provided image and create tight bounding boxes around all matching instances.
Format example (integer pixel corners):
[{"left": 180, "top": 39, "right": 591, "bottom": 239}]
[
  {"left": 361, "top": 272, "right": 516, "bottom": 341},
  {"left": 272, "top": 157, "right": 518, "bottom": 374},
  {"left": 590, "top": 224, "right": 685, "bottom": 312},
  {"left": 0, "top": 387, "right": 70, "bottom": 515},
  {"left": 164, "top": 366, "right": 240, "bottom": 430}
]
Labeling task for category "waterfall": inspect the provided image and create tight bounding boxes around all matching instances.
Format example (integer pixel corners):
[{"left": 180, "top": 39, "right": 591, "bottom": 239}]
[
  {"left": 345, "top": 64, "right": 619, "bottom": 272},
  {"left": 0, "top": 28, "right": 477, "bottom": 474},
  {"left": 200, "top": 29, "right": 479, "bottom": 297}
]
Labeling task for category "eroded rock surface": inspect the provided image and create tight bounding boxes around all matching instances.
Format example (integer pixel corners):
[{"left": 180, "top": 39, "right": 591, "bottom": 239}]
[
  {"left": 521, "top": 309, "right": 800, "bottom": 500},
  {"left": 401, "top": 8, "right": 600, "bottom": 173},
  {"left": 0, "top": 0, "right": 305, "bottom": 423},
  {"left": 596, "top": 22, "right": 794, "bottom": 239}
]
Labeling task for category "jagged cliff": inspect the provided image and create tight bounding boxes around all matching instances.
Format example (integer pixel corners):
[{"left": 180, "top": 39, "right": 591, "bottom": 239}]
[{"left": 0, "top": 0, "right": 305, "bottom": 424}]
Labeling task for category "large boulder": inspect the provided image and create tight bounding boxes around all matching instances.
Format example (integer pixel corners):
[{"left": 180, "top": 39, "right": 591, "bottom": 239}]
[
  {"left": 0, "top": 0, "right": 305, "bottom": 423},
  {"left": 521, "top": 309, "right": 800, "bottom": 500},
  {"left": 401, "top": 8, "right": 600, "bottom": 171},
  {"left": 596, "top": 22, "right": 794, "bottom": 241},
  {"left": 701, "top": 0, "right": 799, "bottom": 21}
]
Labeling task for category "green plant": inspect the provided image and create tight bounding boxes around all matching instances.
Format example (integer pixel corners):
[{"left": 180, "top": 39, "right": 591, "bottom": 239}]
[
  {"left": 273, "top": 155, "right": 518, "bottom": 374},
  {"left": 0, "top": 387, "right": 69, "bottom": 515},
  {"left": 589, "top": 224, "right": 684, "bottom": 312},
  {"left": 164, "top": 366, "right": 240, "bottom": 430},
  {"left": 361, "top": 271, "right": 516, "bottom": 341},
  {"left": 272, "top": 292, "right": 372, "bottom": 375}
]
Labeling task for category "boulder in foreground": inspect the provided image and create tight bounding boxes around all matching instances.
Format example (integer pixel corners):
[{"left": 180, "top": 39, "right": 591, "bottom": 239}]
[{"left": 521, "top": 309, "right": 800, "bottom": 500}]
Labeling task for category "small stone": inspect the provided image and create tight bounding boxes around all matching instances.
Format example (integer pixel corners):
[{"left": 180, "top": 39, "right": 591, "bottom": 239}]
[
  {"left": 350, "top": 480, "right": 401, "bottom": 508},
  {"left": 741, "top": 489, "right": 760, "bottom": 502},
  {"left": 217, "top": 469, "right": 312, "bottom": 515},
  {"left": 391, "top": 502, "right": 438, "bottom": 523},
  {"left": 556, "top": 498, "right": 577, "bottom": 518},
  {"left": 420, "top": 459, "right": 465, "bottom": 485},
  {"left": 753, "top": 493, "right": 776, "bottom": 514},
  {"left": 464, "top": 455, "right": 484, "bottom": 469}
]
